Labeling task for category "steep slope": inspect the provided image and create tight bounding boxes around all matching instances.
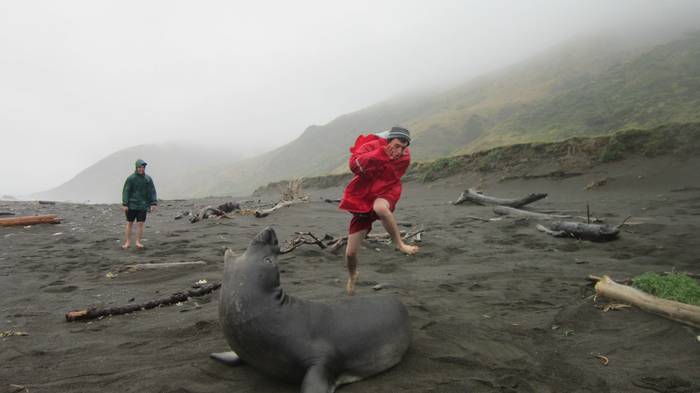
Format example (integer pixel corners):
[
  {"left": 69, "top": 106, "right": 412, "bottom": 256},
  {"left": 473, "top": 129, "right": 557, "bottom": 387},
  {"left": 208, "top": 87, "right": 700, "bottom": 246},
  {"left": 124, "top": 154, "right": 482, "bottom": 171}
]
[
  {"left": 183, "top": 33, "right": 688, "bottom": 197},
  {"left": 465, "top": 33, "right": 700, "bottom": 152},
  {"left": 54, "top": 33, "right": 699, "bottom": 200}
]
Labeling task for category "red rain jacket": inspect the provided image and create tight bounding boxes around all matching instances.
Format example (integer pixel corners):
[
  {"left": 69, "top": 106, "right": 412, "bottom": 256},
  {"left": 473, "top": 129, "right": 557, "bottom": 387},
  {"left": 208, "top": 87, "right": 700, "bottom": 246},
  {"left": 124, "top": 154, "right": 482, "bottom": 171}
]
[{"left": 339, "top": 134, "right": 411, "bottom": 214}]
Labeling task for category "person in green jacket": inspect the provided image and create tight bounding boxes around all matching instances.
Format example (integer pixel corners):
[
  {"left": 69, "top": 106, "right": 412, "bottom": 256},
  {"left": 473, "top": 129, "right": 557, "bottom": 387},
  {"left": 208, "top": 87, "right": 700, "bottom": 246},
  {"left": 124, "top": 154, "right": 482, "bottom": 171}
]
[{"left": 121, "top": 159, "right": 157, "bottom": 249}]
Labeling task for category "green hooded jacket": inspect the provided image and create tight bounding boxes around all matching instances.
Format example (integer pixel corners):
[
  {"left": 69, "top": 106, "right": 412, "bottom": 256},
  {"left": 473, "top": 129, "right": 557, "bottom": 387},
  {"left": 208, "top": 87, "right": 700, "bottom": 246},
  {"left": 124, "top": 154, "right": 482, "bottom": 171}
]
[{"left": 122, "top": 159, "right": 157, "bottom": 211}]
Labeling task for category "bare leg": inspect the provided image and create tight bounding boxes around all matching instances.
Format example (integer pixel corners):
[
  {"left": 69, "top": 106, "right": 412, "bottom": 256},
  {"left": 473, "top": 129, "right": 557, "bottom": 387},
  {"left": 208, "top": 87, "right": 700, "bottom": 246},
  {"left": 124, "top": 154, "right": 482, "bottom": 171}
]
[
  {"left": 345, "top": 229, "right": 368, "bottom": 296},
  {"left": 122, "top": 221, "right": 133, "bottom": 249},
  {"left": 135, "top": 222, "right": 145, "bottom": 248},
  {"left": 373, "top": 198, "right": 419, "bottom": 255}
]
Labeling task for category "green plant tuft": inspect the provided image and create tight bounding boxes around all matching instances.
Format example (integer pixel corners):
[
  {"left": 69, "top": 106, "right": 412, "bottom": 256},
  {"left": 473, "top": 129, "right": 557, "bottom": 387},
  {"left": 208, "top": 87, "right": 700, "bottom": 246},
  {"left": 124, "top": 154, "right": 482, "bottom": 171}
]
[{"left": 632, "top": 272, "right": 700, "bottom": 306}]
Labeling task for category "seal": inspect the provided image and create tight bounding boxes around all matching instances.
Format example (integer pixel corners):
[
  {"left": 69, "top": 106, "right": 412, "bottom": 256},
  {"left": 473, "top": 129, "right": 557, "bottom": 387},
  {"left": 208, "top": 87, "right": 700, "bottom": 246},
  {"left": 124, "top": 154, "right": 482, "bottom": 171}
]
[{"left": 211, "top": 227, "right": 412, "bottom": 392}]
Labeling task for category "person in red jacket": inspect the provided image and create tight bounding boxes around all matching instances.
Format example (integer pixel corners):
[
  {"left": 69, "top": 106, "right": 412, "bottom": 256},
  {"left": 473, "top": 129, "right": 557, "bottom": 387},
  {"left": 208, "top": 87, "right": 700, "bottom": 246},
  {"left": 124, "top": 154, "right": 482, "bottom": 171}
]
[{"left": 339, "top": 126, "right": 419, "bottom": 295}]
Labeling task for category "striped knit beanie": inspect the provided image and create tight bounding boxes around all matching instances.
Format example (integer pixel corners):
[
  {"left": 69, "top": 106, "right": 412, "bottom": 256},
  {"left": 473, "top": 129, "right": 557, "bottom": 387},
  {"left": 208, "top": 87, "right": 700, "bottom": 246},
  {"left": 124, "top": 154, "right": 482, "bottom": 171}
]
[{"left": 387, "top": 126, "right": 411, "bottom": 144}]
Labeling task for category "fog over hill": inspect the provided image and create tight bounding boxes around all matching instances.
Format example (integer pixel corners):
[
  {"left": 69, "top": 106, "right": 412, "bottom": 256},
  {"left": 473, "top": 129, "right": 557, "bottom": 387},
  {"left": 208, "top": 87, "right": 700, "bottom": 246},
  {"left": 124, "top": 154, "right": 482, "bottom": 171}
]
[
  {"left": 4, "top": 1, "right": 700, "bottom": 198},
  {"left": 39, "top": 30, "right": 700, "bottom": 201},
  {"left": 33, "top": 144, "right": 235, "bottom": 203},
  {"left": 164, "top": 31, "right": 700, "bottom": 198}
]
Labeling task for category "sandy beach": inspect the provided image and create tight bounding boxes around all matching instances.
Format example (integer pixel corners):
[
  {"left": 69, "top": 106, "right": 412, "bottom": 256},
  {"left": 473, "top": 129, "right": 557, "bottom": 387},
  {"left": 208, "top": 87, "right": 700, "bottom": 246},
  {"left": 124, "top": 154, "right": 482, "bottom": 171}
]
[{"left": 2, "top": 155, "right": 700, "bottom": 393}]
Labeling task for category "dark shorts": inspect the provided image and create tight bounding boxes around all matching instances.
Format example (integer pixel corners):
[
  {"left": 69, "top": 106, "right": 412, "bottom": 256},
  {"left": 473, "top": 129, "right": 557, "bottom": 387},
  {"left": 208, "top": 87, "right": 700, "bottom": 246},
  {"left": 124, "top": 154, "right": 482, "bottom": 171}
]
[
  {"left": 348, "top": 200, "right": 395, "bottom": 235},
  {"left": 349, "top": 211, "right": 379, "bottom": 235},
  {"left": 125, "top": 210, "right": 147, "bottom": 222}
]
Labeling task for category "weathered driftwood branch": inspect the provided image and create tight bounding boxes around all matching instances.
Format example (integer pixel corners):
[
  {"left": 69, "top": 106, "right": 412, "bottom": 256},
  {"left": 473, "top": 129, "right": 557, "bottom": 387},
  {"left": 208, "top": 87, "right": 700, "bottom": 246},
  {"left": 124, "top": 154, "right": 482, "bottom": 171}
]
[
  {"left": 121, "top": 261, "right": 207, "bottom": 271},
  {"left": 537, "top": 221, "right": 620, "bottom": 242},
  {"left": 65, "top": 283, "right": 221, "bottom": 322},
  {"left": 453, "top": 188, "right": 547, "bottom": 207},
  {"left": 0, "top": 214, "right": 61, "bottom": 227},
  {"left": 592, "top": 275, "right": 700, "bottom": 329},
  {"left": 402, "top": 226, "right": 425, "bottom": 241},
  {"left": 586, "top": 274, "right": 632, "bottom": 285},
  {"left": 462, "top": 216, "right": 494, "bottom": 222},
  {"left": 494, "top": 205, "right": 572, "bottom": 220},
  {"left": 0, "top": 211, "right": 15, "bottom": 216},
  {"left": 328, "top": 236, "right": 348, "bottom": 254},
  {"left": 311, "top": 226, "right": 425, "bottom": 254},
  {"left": 255, "top": 198, "right": 307, "bottom": 218},
  {"left": 493, "top": 205, "right": 603, "bottom": 222},
  {"left": 282, "top": 178, "right": 306, "bottom": 201},
  {"left": 190, "top": 206, "right": 230, "bottom": 223},
  {"left": 279, "top": 232, "right": 327, "bottom": 254},
  {"left": 188, "top": 201, "right": 240, "bottom": 223}
]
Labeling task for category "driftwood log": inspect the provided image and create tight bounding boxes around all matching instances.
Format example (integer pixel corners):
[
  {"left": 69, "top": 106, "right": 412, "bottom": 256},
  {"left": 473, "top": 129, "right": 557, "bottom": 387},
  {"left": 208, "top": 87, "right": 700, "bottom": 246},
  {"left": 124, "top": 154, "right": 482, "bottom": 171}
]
[
  {"left": 494, "top": 205, "right": 572, "bottom": 220},
  {"left": 255, "top": 198, "right": 307, "bottom": 218},
  {"left": 279, "top": 232, "right": 327, "bottom": 254},
  {"left": 65, "top": 283, "right": 221, "bottom": 322},
  {"left": 592, "top": 275, "right": 700, "bottom": 329},
  {"left": 189, "top": 201, "right": 241, "bottom": 223},
  {"left": 0, "top": 214, "right": 61, "bottom": 227},
  {"left": 190, "top": 206, "right": 230, "bottom": 223},
  {"left": 121, "top": 261, "right": 207, "bottom": 271},
  {"left": 494, "top": 205, "right": 603, "bottom": 222},
  {"left": 280, "top": 227, "right": 425, "bottom": 255},
  {"left": 454, "top": 188, "right": 547, "bottom": 207},
  {"left": 537, "top": 221, "right": 620, "bottom": 241},
  {"left": 327, "top": 227, "right": 424, "bottom": 254}
]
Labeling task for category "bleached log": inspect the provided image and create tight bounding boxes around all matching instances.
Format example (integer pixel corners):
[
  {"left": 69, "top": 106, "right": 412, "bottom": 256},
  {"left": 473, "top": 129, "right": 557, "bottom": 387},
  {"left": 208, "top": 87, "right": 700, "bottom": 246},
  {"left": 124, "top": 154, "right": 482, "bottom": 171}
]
[
  {"left": 493, "top": 206, "right": 603, "bottom": 222},
  {"left": 453, "top": 188, "right": 547, "bottom": 207},
  {"left": 494, "top": 205, "right": 572, "bottom": 220},
  {"left": 255, "top": 199, "right": 306, "bottom": 218},
  {"left": 537, "top": 221, "right": 620, "bottom": 241},
  {"left": 0, "top": 214, "right": 61, "bottom": 227},
  {"left": 593, "top": 275, "right": 700, "bottom": 329},
  {"left": 122, "top": 261, "right": 207, "bottom": 270}
]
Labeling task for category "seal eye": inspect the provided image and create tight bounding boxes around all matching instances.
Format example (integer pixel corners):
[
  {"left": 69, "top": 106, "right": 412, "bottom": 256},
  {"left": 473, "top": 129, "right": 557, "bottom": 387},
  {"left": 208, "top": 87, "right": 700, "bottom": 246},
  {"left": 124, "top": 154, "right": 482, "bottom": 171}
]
[{"left": 264, "top": 257, "right": 273, "bottom": 264}]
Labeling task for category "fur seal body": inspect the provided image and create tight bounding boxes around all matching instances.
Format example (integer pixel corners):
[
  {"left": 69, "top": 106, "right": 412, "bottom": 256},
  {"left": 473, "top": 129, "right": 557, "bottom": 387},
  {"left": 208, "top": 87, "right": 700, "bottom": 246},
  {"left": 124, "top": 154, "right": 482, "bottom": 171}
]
[{"left": 212, "top": 227, "right": 411, "bottom": 392}]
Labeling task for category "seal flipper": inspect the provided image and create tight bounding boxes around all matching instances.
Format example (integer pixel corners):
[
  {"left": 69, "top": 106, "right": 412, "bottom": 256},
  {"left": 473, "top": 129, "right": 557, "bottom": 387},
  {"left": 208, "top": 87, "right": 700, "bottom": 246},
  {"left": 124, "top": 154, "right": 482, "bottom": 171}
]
[
  {"left": 210, "top": 351, "right": 243, "bottom": 366},
  {"left": 301, "top": 364, "right": 335, "bottom": 393}
]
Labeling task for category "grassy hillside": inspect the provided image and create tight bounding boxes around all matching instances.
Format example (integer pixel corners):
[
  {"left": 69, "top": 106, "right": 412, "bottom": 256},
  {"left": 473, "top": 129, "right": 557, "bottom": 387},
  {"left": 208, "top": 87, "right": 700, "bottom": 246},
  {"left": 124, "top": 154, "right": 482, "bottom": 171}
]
[
  {"left": 254, "top": 122, "right": 700, "bottom": 194},
  {"left": 466, "top": 33, "right": 700, "bottom": 152},
  {"left": 75, "top": 32, "right": 698, "bottom": 200},
  {"left": 184, "top": 33, "right": 679, "bottom": 197}
]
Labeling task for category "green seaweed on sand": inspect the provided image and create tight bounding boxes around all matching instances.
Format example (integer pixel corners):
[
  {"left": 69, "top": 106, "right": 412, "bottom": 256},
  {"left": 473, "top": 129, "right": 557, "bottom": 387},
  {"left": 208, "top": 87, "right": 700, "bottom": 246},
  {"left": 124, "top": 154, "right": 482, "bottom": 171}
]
[{"left": 632, "top": 272, "right": 700, "bottom": 306}]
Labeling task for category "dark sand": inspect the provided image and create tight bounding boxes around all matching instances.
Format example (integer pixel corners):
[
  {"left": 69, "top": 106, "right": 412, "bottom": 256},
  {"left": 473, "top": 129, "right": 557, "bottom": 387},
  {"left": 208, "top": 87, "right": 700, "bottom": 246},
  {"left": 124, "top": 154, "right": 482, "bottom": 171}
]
[{"left": 2, "top": 156, "right": 700, "bottom": 393}]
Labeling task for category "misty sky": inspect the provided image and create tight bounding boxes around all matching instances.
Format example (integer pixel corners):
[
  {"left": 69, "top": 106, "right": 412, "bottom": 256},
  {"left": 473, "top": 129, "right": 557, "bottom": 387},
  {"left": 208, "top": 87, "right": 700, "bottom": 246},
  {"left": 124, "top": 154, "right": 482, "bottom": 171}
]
[{"left": 2, "top": 0, "right": 700, "bottom": 195}]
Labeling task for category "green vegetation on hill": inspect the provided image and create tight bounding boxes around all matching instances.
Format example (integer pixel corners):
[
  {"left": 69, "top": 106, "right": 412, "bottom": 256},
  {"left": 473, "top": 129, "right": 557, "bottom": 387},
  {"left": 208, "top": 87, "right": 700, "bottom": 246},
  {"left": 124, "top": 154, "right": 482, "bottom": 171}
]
[
  {"left": 42, "top": 32, "right": 700, "bottom": 201},
  {"left": 255, "top": 122, "right": 700, "bottom": 193},
  {"left": 470, "top": 33, "right": 700, "bottom": 152},
  {"left": 203, "top": 33, "right": 700, "bottom": 197}
]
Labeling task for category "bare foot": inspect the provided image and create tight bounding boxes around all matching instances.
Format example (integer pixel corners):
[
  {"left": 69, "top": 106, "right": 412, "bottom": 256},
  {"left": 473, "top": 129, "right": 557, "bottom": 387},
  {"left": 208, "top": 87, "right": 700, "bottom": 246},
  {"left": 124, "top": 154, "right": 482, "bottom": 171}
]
[
  {"left": 135, "top": 242, "right": 145, "bottom": 249},
  {"left": 121, "top": 243, "right": 130, "bottom": 250},
  {"left": 397, "top": 243, "right": 419, "bottom": 255},
  {"left": 346, "top": 271, "right": 359, "bottom": 296}
]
